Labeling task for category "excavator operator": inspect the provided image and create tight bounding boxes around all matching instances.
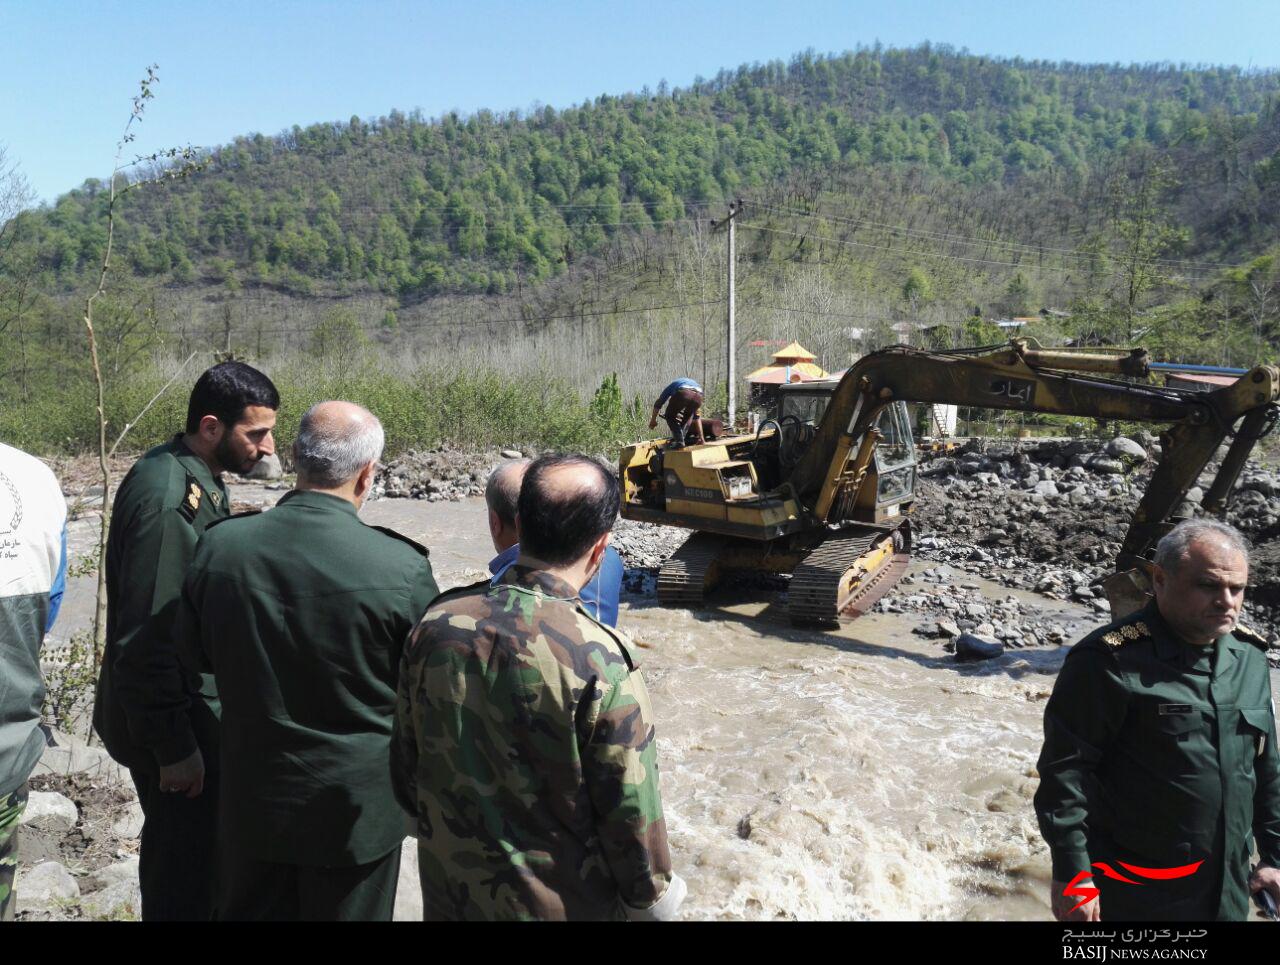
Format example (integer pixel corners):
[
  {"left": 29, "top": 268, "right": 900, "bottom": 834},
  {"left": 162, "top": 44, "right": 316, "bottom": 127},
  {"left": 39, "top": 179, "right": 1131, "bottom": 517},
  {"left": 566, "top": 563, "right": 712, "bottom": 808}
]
[{"left": 649, "top": 378, "right": 722, "bottom": 448}]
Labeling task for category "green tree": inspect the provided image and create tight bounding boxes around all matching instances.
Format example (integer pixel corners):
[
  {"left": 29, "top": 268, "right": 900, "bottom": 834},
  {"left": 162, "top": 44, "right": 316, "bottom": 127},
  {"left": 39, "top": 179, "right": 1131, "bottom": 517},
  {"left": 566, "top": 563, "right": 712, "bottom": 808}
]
[
  {"left": 901, "top": 267, "right": 933, "bottom": 317},
  {"left": 1107, "top": 154, "right": 1185, "bottom": 341},
  {"left": 1004, "top": 272, "right": 1034, "bottom": 316},
  {"left": 310, "top": 308, "right": 368, "bottom": 361}
]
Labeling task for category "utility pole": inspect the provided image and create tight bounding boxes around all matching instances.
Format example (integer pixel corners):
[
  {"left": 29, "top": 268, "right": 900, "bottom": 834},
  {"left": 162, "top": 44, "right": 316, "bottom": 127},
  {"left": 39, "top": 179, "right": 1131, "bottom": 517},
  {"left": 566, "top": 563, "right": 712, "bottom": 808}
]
[{"left": 712, "top": 199, "right": 742, "bottom": 427}]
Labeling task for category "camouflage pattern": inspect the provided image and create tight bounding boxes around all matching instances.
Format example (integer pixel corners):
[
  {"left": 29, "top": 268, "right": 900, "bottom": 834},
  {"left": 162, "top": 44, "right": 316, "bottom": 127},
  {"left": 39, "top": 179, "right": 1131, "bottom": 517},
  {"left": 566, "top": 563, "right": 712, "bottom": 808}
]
[
  {"left": 0, "top": 786, "right": 27, "bottom": 921},
  {"left": 391, "top": 564, "right": 673, "bottom": 921}
]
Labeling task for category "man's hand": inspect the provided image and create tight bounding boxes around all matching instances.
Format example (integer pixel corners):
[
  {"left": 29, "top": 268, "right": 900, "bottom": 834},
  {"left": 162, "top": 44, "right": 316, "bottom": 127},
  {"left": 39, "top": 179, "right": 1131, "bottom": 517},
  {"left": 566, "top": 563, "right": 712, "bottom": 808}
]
[
  {"left": 1051, "top": 879, "right": 1101, "bottom": 922},
  {"left": 1249, "top": 865, "right": 1280, "bottom": 913},
  {"left": 158, "top": 748, "right": 205, "bottom": 798},
  {"left": 648, "top": 414, "right": 658, "bottom": 430}
]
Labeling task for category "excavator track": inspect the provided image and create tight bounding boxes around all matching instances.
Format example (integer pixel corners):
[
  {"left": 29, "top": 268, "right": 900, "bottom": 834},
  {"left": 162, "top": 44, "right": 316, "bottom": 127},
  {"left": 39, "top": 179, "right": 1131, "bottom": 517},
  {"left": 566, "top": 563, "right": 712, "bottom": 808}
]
[
  {"left": 657, "top": 532, "right": 726, "bottom": 608},
  {"left": 787, "top": 522, "right": 912, "bottom": 627}
]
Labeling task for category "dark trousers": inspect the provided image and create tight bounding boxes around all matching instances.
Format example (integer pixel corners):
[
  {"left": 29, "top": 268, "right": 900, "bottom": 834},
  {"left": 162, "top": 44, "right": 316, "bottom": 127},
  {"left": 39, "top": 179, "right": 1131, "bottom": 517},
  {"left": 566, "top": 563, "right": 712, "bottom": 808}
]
[
  {"left": 130, "top": 767, "right": 219, "bottom": 921},
  {"left": 664, "top": 388, "right": 705, "bottom": 446},
  {"left": 218, "top": 845, "right": 401, "bottom": 921}
]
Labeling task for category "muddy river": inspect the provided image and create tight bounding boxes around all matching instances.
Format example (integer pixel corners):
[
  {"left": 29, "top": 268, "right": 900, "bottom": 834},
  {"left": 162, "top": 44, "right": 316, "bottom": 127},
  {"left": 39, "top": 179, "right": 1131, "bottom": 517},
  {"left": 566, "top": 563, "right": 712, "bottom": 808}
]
[{"left": 52, "top": 485, "right": 1280, "bottom": 921}]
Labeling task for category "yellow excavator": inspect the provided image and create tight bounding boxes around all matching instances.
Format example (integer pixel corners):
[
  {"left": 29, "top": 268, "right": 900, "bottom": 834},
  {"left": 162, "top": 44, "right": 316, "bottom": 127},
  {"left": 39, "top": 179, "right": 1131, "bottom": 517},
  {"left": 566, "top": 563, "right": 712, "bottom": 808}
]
[{"left": 618, "top": 338, "right": 1280, "bottom": 626}]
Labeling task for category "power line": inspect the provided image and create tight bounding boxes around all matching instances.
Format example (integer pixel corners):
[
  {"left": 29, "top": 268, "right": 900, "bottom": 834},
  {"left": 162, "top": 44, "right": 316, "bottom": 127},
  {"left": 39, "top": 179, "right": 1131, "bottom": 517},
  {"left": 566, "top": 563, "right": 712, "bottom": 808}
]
[
  {"left": 752, "top": 301, "right": 898, "bottom": 323},
  {"left": 744, "top": 198, "right": 1243, "bottom": 272},
  {"left": 736, "top": 221, "right": 1225, "bottom": 279},
  {"left": 187, "top": 298, "right": 727, "bottom": 338}
]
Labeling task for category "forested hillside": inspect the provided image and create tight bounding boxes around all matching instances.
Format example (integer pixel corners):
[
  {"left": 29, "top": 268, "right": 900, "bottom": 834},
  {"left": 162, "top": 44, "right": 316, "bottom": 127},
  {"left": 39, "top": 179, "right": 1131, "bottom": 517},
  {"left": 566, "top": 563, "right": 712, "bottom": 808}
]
[
  {"left": 11, "top": 45, "right": 1280, "bottom": 297},
  {"left": 2, "top": 44, "right": 1280, "bottom": 455}
]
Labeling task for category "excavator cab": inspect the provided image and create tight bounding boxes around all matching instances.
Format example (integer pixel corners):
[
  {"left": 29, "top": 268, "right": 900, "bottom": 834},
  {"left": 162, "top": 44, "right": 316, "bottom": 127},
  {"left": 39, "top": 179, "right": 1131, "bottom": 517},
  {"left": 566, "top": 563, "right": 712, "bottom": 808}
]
[
  {"left": 618, "top": 378, "right": 918, "bottom": 625},
  {"left": 770, "top": 381, "right": 917, "bottom": 523}
]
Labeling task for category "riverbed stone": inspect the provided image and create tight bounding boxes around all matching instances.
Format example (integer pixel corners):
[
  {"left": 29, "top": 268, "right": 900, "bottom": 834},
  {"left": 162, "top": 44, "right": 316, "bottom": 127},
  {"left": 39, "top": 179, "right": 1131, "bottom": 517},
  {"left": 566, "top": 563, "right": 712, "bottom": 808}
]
[
  {"left": 20, "top": 791, "right": 78, "bottom": 833},
  {"left": 245, "top": 453, "right": 283, "bottom": 480},
  {"left": 1106, "top": 437, "right": 1148, "bottom": 461},
  {"left": 16, "top": 861, "right": 79, "bottom": 912},
  {"left": 81, "top": 878, "right": 141, "bottom": 920}
]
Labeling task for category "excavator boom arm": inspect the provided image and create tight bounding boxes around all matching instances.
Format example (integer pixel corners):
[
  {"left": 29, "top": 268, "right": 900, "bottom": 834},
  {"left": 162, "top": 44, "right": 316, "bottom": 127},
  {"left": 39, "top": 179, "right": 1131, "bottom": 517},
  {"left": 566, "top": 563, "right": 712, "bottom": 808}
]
[{"left": 789, "top": 342, "right": 1280, "bottom": 568}]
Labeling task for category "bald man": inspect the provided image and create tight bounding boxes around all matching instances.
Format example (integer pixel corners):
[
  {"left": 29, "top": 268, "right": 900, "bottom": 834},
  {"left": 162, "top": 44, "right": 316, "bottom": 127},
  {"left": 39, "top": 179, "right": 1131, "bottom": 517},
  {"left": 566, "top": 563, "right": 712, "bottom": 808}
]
[
  {"left": 1036, "top": 518, "right": 1280, "bottom": 921},
  {"left": 394, "top": 453, "right": 683, "bottom": 921},
  {"left": 486, "top": 459, "right": 624, "bottom": 627},
  {"left": 178, "top": 401, "right": 438, "bottom": 921}
]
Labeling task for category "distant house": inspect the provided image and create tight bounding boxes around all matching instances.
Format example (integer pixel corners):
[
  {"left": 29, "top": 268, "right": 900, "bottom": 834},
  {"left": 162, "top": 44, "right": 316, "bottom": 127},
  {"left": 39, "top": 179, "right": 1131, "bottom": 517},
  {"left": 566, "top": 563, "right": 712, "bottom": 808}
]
[
  {"left": 1153, "top": 362, "right": 1246, "bottom": 393},
  {"left": 746, "top": 341, "right": 828, "bottom": 409},
  {"left": 1163, "top": 372, "right": 1238, "bottom": 392}
]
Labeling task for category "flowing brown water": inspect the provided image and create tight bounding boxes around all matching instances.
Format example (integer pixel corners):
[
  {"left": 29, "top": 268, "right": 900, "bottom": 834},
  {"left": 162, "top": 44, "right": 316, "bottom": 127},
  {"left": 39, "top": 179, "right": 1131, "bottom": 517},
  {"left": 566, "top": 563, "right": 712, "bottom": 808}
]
[{"left": 55, "top": 488, "right": 1280, "bottom": 920}]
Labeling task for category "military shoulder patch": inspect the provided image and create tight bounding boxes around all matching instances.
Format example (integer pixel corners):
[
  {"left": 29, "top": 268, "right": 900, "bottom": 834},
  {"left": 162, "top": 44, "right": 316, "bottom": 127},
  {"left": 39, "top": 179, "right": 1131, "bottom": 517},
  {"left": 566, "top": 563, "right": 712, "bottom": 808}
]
[
  {"left": 370, "top": 525, "right": 431, "bottom": 559},
  {"left": 204, "top": 509, "right": 262, "bottom": 531},
  {"left": 1233, "top": 624, "right": 1270, "bottom": 651},
  {"left": 176, "top": 474, "right": 204, "bottom": 524},
  {"left": 426, "top": 578, "right": 490, "bottom": 610},
  {"left": 1101, "top": 620, "right": 1150, "bottom": 650}
]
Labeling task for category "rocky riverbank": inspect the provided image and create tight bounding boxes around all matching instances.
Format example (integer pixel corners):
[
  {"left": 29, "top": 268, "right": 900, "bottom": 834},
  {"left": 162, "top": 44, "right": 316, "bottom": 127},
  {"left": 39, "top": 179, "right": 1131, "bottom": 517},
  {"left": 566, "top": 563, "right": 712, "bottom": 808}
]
[{"left": 360, "top": 437, "right": 1280, "bottom": 656}]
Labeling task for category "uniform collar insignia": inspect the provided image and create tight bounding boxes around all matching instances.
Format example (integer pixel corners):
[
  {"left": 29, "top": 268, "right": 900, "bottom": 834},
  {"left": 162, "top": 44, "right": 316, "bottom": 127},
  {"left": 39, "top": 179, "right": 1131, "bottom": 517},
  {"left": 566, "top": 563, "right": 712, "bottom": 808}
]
[{"left": 1103, "top": 620, "right": 1150, "bottom": 650}]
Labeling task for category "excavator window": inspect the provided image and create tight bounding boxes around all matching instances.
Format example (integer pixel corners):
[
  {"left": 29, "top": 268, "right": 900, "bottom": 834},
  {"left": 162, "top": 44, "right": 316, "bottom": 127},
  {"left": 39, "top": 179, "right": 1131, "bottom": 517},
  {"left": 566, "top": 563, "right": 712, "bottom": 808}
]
[
  {"left": 874, "top": 404, "right": 914, "bottom": 470},
  {"left": 874, "top": 403, "right": 916, "bottom": 506},
  {"left": 777, "top": 388, "right": 832, "bottom": 426}
]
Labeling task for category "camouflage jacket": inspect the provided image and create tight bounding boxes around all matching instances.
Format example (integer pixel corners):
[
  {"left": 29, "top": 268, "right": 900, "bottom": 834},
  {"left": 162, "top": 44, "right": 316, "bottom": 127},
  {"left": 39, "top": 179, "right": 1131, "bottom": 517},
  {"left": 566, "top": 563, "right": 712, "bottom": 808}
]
[{"left": 391, "top": 565, "right": 674, "bottom": 921}]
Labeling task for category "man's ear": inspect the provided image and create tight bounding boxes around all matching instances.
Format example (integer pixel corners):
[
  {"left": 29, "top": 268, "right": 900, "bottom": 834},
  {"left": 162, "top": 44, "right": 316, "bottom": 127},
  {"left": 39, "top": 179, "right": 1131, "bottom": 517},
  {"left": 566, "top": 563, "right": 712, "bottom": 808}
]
[
  {"left": 587, "top": 531, "right": 609, "bottom": 571},
  {"left": 1152, "top": 564, "right": 1167, "bottom": 593},
  {"left": 198, "top": 414, "right": 223, "bottom": 442},
  {"left": 355, "top": 460, "right": 377, "bottom": 499}
]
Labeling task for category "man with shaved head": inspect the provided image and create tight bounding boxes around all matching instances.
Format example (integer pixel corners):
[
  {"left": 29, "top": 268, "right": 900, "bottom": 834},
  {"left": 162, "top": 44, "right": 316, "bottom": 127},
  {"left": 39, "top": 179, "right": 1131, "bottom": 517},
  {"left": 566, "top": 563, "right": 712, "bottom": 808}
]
[
  {"left": 1036, "top": 518, "right": 1280, "bottom": 921},
  {"left": 485, "top": 458, "right": 624, "bottom": 626},
  {"left": 178, "top": 401, "right": 438, "bottom": 920},
  {"left": 393, "top": 453, "right": 685, "bottom": 920}
]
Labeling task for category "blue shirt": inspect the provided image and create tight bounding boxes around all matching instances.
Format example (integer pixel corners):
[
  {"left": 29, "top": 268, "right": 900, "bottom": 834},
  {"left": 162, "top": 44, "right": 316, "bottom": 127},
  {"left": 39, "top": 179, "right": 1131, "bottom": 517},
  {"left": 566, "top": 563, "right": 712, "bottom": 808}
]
[
  {"left": 657, "top": 378, "right": 702, "bottom": 406},
  {"left": 488, "top": 544, "right": 624, "bottom": 628},
  {"left": 47, "top": 523, "right": 67, "bottom": 632}
]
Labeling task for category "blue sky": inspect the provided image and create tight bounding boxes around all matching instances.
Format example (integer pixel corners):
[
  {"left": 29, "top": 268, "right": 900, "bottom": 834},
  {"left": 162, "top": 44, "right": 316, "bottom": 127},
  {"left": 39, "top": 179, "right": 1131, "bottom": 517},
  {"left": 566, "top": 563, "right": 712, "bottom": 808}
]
[{"left": 2, "top": 0, "right": 1279, "bottom": 203}]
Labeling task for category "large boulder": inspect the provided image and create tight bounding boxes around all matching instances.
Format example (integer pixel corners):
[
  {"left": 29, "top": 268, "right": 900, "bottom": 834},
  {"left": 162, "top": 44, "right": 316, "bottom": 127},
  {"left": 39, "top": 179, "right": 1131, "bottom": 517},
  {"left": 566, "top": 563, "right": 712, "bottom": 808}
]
[
  {"left": 32, "top": 728, "right": 128, "bottom": 787},
  {"left": 954, "top": 634, "right": 1005, "bottom": 662},
  {"left": 81, "top": 879, "right": 141, "bottom": 920},
  {"left": 245, "top": 453, "right": 283, "bottom": 481},
  {"left": 1087, "top": 455, "right": 1125, "bottom": 475},
  {"left": 81, "top": 857, "right": 141, "bottom": 919},
  {"left": 1106, "top": 437, "right": 1148, "bottom": 462},
  {"left": 84, "top": 856, "right": 139, "bottom": 892},
  {"left": 19, "top": 791, "right": 78, "bottom": 833},
  {"left": 16, "top": 861, "right": 78, "bottom": 913}
]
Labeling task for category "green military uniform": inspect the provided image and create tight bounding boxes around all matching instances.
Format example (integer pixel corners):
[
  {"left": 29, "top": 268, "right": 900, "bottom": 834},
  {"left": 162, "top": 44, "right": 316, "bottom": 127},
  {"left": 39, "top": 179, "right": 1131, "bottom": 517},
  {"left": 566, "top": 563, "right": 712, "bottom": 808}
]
[
  {"left": 0, "top": 788, "right": 26, "bottom": 921},
  {"left": 177, "top": 489, "right": 438, "bottom": 921},
  {"left": 1035, "top": 602, "right": 1280, "bottom": 921},
  {"left": 93, "top": 434, "right": 229, "bottom": 921},
  {"left": 391, "top": 565, "right": 677, "bottom": 921}
]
